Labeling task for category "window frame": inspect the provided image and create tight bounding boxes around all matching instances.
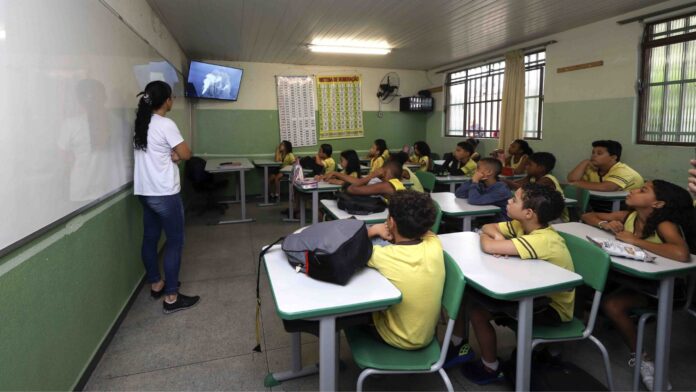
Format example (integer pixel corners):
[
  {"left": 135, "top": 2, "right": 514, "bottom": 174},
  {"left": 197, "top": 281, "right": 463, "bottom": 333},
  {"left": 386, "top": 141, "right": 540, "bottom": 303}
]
[{"left": 637, "top": 13, "right": 696, "bottom": 146}]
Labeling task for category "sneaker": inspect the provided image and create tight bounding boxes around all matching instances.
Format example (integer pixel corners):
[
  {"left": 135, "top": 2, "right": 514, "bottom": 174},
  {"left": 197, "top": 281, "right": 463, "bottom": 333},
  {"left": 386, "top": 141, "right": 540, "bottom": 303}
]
[
  {"left": 163, "top": 293, "right": 201, "bottom": 314},
  {"left": 629, "top": 356, "right": 672, "bottom": 391},
  {"left": 150, "top": 281, "right": 182, "bottom": 299},
  {"left": 461, "top": 359, "right": 504, "bottom": 385},
  {"left": 444, "top": 342, "right": 475, "bottom": 368}
]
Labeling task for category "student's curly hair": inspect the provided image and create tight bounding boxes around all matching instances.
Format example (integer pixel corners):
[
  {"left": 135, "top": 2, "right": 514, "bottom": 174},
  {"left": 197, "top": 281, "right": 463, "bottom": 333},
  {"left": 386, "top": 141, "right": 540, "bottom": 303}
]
[
  {"left": 413, "top": 141, "right": 431, "bottom": 157},
  {"left": 387, "top": 190, "right": 436, "bottom": 239},
  {"left": 528, "top": 152, "right": 557, "bottom": 173},
  {"left": 644, "top": 180, "right": 696, "bottom": 253},
  {"left": 521, "top": 183, "right": 565, "bottom": 225}
]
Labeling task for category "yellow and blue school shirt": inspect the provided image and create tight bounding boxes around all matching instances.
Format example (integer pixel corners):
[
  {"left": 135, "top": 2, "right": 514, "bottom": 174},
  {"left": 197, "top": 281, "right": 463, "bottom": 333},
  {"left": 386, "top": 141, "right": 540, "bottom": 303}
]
[
  {"left": 410, "top": 155, "right": 430, "bottom": 172},
  {"left": 403, "top": 166, "right": 424, "bottom": 193},
  {"left": 498, "top": 220, "right": 575, "bottom": 322},
  {"left": 322, "top": 156, "right": 336, "bottom": 174},
  {"left": 460, "top": 158, "right": 477, "bottom": 176},
  {"left": 624, "top": 211, "right": 662, "bottom": 243},
  {"left": 280, "top": 152, "right": 295, "bottom": 168},
  {"left": 582, "top": 162, "right": 644, "bottom": 191},
  {"left": 388, "top": 178, "right": 406, "bottom": 191}
]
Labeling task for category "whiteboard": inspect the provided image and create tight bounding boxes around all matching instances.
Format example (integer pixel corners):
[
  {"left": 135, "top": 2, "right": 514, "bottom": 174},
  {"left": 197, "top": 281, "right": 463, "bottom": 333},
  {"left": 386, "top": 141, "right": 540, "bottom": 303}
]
[{"left": 0, "top": 0, "right": 191, "bottom": 254}]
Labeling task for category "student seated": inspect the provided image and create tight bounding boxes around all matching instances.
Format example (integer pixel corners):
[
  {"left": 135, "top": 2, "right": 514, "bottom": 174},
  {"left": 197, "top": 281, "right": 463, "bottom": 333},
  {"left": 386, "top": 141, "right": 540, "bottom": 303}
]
[
  {"left": 368, "top": 138, "right": 390, "bottom": 174},
  {"left": 269, "top": 140, "right": 294, "bottom": 200},
  {"left": 466, "top": 137, "right": 481, "bottom": 162},
  {"left": 346, "top": 161, "right": 405, "bottom": 197},
  {"left": 319, "top": 149, "right": 361, "bottom": 185},
  {"left": 445, "top": 141, "right": 478, "bottom": 176},
  {"left": 391, "top": 152, "right": 424, "bottom": 192},
  {"left": 567, "top": 139, "right": 644, "bottom": 192},
  {"left": 409, "top": 141, "right": 432, "bottom": 172},
  {"left": 314, "top": 143, "right": 335, "bottom": 175},
  {"left": 366, "top": 190, "right": 445, "bottom": 349},
  {"left": 453, "top": 184, "right": 573, "bottom": 384},
  {"left": 504, "top": 152, "right": 568, "bottom": 222},
  {"left": 455, "top": 158, "right": 511, "bottom": 221},
  {"left": 581, "top": 180, "right": 695, "bottom": 391}
]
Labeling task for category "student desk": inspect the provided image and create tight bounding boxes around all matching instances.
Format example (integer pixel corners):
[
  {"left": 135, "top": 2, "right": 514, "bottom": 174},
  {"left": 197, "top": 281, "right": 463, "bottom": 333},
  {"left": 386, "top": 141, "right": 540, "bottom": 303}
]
[
  {"left": 405, "top": 162, "right": 421, "bottom": 171},
  {"left": 439, "top": 232, "right": 583, "bottom": 392},
  {"left": 279, "top": 165, "right": 316, "bottom": 222},
  {"left": 430, "top": 192, "right": 501, "bottom": 231},
  {"left": 252, "top": 159, "right": 280, "bottom": 207},
  {"left": 204, "top": 158, "right": 255, "bottom": 224},
  {"left": 320, "top": 199, "right": 388, "bottom": 224},
  {"left": 435, "top": 175, "right": 470, "bottom": 192},
  {"left": 263, "top": 245, "right": 401, "bottom": 391},
  {"left": 553, "top": 222, "right": 696, "bottom": 392},
  {"left": 589, "top": 190, "right": 628, "bottom": 211}
]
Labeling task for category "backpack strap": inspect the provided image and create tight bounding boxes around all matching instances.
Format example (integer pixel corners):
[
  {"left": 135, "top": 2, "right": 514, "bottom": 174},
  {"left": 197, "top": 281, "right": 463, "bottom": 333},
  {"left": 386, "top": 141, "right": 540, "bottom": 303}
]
[{"left": 253, "top": 236, "right": 285, "bottom": 352}]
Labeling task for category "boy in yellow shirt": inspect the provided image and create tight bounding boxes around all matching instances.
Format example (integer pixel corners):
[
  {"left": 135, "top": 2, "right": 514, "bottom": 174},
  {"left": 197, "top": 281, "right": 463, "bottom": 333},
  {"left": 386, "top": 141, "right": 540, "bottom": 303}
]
[
  {"left": 332, "top": 160, "right": 405, "bottom": 197},
  {"left": 456, "top": 183, "right": 574, "bottom": 384},
  {"left": 567, "top": 140, "right": 644, "bottom": 192},
  {"left": 448, "top": 141, "right": 477, "bottom": 176},
  {"left": 366, "top": 190, "right": 445, "bottom": 349},
  {"left": 314, "top": 143, "right": 336, "bottom": 174}
]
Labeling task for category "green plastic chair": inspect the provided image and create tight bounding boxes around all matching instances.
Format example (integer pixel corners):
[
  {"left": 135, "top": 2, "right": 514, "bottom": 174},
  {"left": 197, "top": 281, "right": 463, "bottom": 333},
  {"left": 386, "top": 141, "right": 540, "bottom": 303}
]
[
  {"left": 344, "top": 252, "right": 466, "bottom": 392},
  {"left": 531, "top": 232, "right": 614, "bottom": 390},
  {"left": 431, "top": 200, "right": 443, "bottom": 234},
  {"left": 415, "top": 171, "right": 437, "bottom": 193},
  {"left": 562, "top": 184, "right": 590, "bottom": 219}
]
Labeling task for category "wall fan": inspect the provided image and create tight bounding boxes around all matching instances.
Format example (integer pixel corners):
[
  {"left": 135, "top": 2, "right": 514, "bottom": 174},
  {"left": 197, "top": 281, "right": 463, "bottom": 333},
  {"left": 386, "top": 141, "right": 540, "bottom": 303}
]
[{"left": 376, "top": 72, "right": 400, "bottom": 117}]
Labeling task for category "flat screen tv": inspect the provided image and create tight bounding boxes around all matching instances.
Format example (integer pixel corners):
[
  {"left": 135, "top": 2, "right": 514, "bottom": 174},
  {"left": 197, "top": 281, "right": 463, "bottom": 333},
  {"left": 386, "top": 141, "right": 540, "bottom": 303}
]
[{"left": 186, "top": 61, "right": 243, "bottom": 101}]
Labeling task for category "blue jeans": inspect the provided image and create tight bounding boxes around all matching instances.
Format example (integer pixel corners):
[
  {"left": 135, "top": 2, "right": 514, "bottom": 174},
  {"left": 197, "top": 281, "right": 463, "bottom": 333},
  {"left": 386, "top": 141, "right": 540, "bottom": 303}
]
[{"left": 139, "top": 194, "right": 185, "bottom": 295}]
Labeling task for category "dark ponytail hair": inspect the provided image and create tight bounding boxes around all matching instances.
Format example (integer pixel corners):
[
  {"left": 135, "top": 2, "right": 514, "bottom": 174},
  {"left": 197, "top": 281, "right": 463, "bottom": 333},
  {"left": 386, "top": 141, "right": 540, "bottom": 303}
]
[
  {"left": 340, "top": 149, "right": 361, "bottom": 178},
  {"left": 134, "top": 81, "right": 172, "bottom": 151},
  {"left": 413, "top": 141, "right": 431, "bottom": 158},
  {"left": 645, "top": 180, "right": 696, "bottom": 253},
  {"left": 374, "top": 139, "right": 388, "bottom": 156},
  {"left": 513, "top": 139, "right": 534, "bottom": 156}
]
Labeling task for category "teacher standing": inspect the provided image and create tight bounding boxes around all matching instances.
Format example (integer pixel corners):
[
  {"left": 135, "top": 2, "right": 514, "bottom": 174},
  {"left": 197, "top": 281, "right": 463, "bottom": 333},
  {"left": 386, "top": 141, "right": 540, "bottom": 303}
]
[{"left": 133, "top": 81, "right": 200, "bottom": 314}]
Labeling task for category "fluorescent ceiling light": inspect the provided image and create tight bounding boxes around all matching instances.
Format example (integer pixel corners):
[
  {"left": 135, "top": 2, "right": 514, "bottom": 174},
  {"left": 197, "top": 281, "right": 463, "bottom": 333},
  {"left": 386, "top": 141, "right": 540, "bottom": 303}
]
[
  {"left": 308, "top": 39, "right": 391, "bottom": 55},
  {"left": 0, "top": 30, "right": 6, "bottom": 40}
]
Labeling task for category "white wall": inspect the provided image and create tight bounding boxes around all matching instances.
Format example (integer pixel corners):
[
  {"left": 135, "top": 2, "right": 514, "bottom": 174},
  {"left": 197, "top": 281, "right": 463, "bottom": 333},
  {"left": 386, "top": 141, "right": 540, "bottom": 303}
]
[{"left": 193, "top": 60, "right": 430, "bottom": 111}]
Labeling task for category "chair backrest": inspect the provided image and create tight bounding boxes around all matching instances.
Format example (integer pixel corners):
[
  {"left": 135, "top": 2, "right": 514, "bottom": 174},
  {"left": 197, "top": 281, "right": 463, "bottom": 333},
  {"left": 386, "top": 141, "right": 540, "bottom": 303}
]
[
  {"left": 431, "top": 200, "right": 443, "bottom": 234},
  {"left": 416, "top": 171, "right": 437, "bottom": 193},
  {"left": 441, "top": 251, "right": 466, "bottom": 319},
  {"left": 562, "top": 184, "right": 590, "bottom": 216},
  {"left": 186, "top": 156, "right": 211, "bottom": 184},
  {"left": 558, "top": 232, "right": 610, "bottom": 291}
]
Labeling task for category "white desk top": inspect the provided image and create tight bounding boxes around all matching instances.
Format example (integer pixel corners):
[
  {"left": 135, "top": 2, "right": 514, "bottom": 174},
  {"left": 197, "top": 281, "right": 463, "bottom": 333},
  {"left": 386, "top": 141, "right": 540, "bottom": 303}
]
[
  {"left": 280, "top": 165, "right": 313, "bottom": 174},
  {"left": 320, "top": 199, "right": 388, "bottom": 224},
  {"left": 439, "top": 232, "right": 583, "bottom": 300},
  {"left": 588, "top": 190, "right": 628, "bottom": 200},
  {"left": 205, "top": 158, "right": 254, "bottom": 172},
  {"left": 564, "top": 198, "right": 578, "bottom": 207},
  {"left": 435, "top": 175, "right": 470, "bottom": 184},
  {"left": 294, "top": 181, "right": 343, "bottom": 193},
  {"left": 263, "top": 245, "right": 402, "bottom": 320},
  {"left": 553, "top": 222, "right": 696, "bottom": 280},
  {"left": 433, "top": 159, "right": 445, "bottom": 166},
  {"left": 253, "top": 158, "right": 281, "bottom": 167},
  {"left": 404, "top": 163, "right": 421, "bottom": 170},
  {"left": 430, "top": 192, "right": 501, "bottom": 216}
]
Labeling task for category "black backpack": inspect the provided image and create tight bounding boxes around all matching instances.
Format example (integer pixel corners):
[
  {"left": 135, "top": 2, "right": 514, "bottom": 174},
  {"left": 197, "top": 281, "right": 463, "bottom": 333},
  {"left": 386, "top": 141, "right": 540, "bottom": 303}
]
[{"left": 336, "top": 192, "right": 386, "bottom": 215}]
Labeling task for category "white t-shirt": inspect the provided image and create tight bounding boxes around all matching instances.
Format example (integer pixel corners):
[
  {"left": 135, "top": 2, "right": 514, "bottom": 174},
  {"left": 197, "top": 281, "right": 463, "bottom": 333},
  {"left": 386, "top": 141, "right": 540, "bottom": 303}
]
[{"left": 134, "top": 114, "right": 184, "bottom": 196}]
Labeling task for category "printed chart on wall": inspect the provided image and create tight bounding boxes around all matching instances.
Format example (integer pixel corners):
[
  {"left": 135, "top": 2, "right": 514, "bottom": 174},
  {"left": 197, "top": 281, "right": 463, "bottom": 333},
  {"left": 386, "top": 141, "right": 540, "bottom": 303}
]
[
  {"left": 316, "top": 75, "right": 364, "bottom": 140},
  {"left": 275, "top": 76, "right": 317, "bottom": 147}
]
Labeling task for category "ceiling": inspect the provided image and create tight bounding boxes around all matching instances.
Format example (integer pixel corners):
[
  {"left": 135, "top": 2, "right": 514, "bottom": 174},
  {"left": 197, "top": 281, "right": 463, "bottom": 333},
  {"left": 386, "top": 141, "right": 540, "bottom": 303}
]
[{"left": 148, "top": 0, "right": 669, "bottom": 70}]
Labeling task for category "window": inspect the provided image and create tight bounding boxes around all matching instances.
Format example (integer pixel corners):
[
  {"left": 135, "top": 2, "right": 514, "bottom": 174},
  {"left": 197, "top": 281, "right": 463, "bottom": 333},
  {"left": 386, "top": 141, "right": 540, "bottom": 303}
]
[
  {"left": 638, "top": 14, "right": 696, "bottom": 145},
  {"left": 444, "top": 51, "right": 546, "bottom": 139}
]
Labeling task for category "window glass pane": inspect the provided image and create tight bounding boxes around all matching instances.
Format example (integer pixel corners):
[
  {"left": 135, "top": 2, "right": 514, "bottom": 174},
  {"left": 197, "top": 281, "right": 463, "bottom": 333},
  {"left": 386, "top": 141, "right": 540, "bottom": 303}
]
[
  {"left": 666, "top": 42, "right": 685, "bottom": 81},
  {"left": 649, "top": 46, "right": 666, "bottom": 83},
  {"left": 450, "top": 84, "right": 465, "bottom": 104}
]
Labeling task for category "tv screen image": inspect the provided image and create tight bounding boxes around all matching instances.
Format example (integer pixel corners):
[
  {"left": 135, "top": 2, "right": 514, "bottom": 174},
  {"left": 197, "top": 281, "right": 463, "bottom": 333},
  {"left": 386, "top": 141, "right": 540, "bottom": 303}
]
[{"left": 186, "top": 61, "right": 243, "bottom": 101}]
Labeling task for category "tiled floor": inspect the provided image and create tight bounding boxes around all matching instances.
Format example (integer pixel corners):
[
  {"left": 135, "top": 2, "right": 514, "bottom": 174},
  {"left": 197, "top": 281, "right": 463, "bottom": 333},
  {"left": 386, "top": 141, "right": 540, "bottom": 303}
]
[{"left": 86, "top": 201, "right": 696, "bottom": 391}]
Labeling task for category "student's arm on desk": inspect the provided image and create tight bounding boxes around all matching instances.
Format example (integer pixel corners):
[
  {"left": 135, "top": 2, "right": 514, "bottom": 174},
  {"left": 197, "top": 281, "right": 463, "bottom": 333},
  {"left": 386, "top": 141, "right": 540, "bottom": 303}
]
[
  {"left": 348, "top": 181, "right": 393, "bottom": 196},
  {"left": 569, "top": 179, "right": 621, "bottom": 191},
  {"left": 567, "top": 159, "right": 592, "bottom": 182},
  {"left": 467, "top": 182, "right": 510, "bottom": 205},
  {"left": 480, "top": 234, "right": 518, "bottom": 257},
  {"left": 481, "top": 223, "right": 505, "bottom": 240},
  {"left": 581, "top": 211, "right": 629, "bottom": 233},
  {"left": 615, "top": 221, "right": 691, "bottom": 262}
]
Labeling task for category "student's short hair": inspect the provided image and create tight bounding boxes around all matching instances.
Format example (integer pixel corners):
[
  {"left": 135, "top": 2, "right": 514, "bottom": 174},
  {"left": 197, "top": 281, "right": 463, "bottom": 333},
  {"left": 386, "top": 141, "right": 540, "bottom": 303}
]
[
  {"left": 320, "top": 143, "right": 332, "bottom": 157},
  {"left": 466, "top": 137, "right": 480, "bottom": 148},
  {"left": 521, "top": 183, "right": 565, "bottom": 225},
  {"left": 457, "top": 141, "right": 474, "bottom": 154},
  {"left": 383, "top": 160, "right": 403, "bottom": 179},
  {"left": 387, "top": 190, "right": 436, "bottom": 239},
  {"left": 528, "top": 152, "right": 556, "bottom": 173},
  {"left": 478, "top": 157, "right": 502, "bottom": 177},
  {"left": 592, "top": 140, "right": 622, "bottom": 161},
  {"left": 281, "top": 140, "right": 293, "bottom": 153},
  {"left": 389, "top": 151, "right": 409, "bottom": 165}
]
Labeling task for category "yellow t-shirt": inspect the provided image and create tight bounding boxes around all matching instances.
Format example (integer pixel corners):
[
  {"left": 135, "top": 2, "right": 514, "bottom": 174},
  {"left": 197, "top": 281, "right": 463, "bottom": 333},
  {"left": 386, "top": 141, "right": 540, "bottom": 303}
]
[
  {"left": 388, "top": 178, "right": 406, "bottom": 191},
  {"left": 624, "top": 211, "right": 662, "bottom": 243},
  {"left": 403, "top": 166, "right": 424, "bottom": 193},
  {"left": 342, "top": 170, "right": 359, "bottom": 178},
  {"left": 460, "top": 159, "right": 477, "bottom": 177},
  {"left": 370, "top": 156, "right": 385, "bottom": 173},
  {"left": 510, "top": 155, "right": 527, "bottom": 170},
  {"left": 410, "top": 155, "right": 430, "bottom": 172},
  {"left": 582, "top": 162, "right": 644, "bottom": 190},
  {"left": 498, "top": 220, "right": 575, "bottom": 322},
  {"left": 281, "top": 152, "right": 295, "bottom": 168},
  {"left": 322, "top": 157, "right": 336, "bottom": 174},
  {"left": 369, "top": 233, "right": 445, "bottom": 350},
  {"left": 530, "top": 174, "right": 569, "bottom": 222}
]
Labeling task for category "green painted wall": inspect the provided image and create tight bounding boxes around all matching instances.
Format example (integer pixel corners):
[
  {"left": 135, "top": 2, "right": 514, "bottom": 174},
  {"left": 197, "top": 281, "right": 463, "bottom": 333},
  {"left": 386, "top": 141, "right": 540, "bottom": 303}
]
[
  {"left": 426, "top": 98, "right": 694, "bottom": 187},
  {"left": 0, "top": 190, "right": 144, "bottom": 390},
  {"left": 193, "top": 109, "right": 428, "bottom": 195}
]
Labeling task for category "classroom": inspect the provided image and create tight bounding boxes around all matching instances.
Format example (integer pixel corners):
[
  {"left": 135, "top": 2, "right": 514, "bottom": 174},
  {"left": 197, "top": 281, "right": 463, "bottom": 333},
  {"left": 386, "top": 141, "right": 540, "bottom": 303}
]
[{"left": 2, "top": 0, "right": 696, "bottom": 391}]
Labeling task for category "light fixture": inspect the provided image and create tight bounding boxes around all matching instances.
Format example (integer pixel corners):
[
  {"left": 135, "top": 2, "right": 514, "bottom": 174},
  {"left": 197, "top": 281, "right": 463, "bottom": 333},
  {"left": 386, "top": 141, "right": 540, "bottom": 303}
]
[
  {"left": 0, "top": 30, "right": 6, "bottom": 41},
  {"left": 308, "top": 39, "right": 391, "bottom": 55}
]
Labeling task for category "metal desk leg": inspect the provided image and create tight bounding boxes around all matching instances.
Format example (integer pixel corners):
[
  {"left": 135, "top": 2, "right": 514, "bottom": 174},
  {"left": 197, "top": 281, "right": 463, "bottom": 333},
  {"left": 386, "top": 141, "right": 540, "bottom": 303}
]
[
  {"left": 312, "top": 192, "right": 319, "bottom": 224},
  {"left": 654, "top": 277, "right": 675, "bottom": 392},
  {"left": 283, "top": 179, "right": 299, "bottom": 222},
  {"left": 516, "top": 297, "right": 533, "bottom": 392},
  {"left": 264, "top": 332, "right": 319, "bottom": 387},
  {"left": 319, "top": 317, "right": 338, "bottom": 391},
  {"left": 611, "top": 200, "right": 621, "bottom": 211},
  {"left": 299, "top": 193, "right": 306, "bottom": 227},
  {"left": 216, "top": 170, "right": 254, "bottom": 224},
  {"left": 450, "top": 183, "right": 455, "bottom": 193},
  {"left": 259, "top": 166, "right": 275, "bottom": 207},
  {"left": 463, "top": 216, "right": 472, "bottom": 232}
]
